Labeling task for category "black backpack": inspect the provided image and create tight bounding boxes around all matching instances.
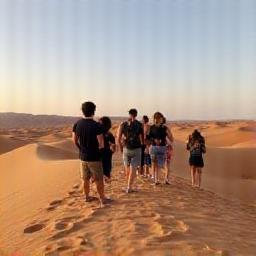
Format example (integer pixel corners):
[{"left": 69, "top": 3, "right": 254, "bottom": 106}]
[{"left": 121, "top": 120, "right": 142, "bottom": 149}]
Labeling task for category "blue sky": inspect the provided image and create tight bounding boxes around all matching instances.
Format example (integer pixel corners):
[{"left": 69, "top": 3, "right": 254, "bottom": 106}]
[{"left": 0, "top": 0, "right": 255, "bottom": 119}]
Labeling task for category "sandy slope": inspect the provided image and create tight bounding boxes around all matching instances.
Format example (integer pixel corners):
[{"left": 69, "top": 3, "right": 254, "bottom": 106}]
[
  {"left": 0, "top": 143, "right": 79, "bottom": 255},
  {"left": 2, "top": 157, "right": 256, "bottom": 255},
  {"left": 0, "top": 121, "right": 256, "bottom": 255}
]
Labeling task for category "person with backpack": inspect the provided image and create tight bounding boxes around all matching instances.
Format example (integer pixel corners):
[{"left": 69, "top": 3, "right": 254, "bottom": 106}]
[
  {"left": 99, "top": 116, "right": 116, "bottom": 183},
  {"left": 117, "top": 109, "right": 144, "bottom": 193},
  {"left": 148, "top": 112, "right": 174, "bottom": 185},
  {"left": 186, "top": 129, "right": 206, "bottom": 188}
]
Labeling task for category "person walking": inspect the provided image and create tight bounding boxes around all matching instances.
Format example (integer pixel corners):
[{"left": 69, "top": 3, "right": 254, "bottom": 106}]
[
  {"left": 72, "top": 101, "right": 110, "bottom": 205},
  {"left": 148, "top": 112, "right": 174, "bottom": 185},
  {"left": 99, "top": 116, "right": 116, "bottom": 182},
  {"left": 117, "top": 109, "right": 144, "bottom": 193},
  {"left": 186, "top": 129, "right": 206, "bottom": 188},
  {"left": 140, "top": 115, "right": 151, "bottom": 177}
]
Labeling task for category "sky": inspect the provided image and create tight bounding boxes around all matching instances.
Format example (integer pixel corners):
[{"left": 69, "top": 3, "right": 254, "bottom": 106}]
[{"left": 0, "top": 0, "right": 255, "bottom": 120}]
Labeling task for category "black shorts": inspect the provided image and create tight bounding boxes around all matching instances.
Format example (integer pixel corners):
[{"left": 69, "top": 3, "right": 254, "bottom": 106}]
[
  {"left": 102, "top": 151, "right": 113, "bottom": 178},
  {"left": 189, "top": 155, "right": 204, "bottom": 168}
]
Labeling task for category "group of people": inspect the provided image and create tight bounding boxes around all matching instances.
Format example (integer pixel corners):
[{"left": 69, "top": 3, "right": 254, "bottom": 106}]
[{"left": 72, "top": 101, "right": 206, "bottom": 205}]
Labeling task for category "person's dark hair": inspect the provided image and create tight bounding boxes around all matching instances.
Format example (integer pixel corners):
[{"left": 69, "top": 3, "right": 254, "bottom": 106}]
[
  {"left": 162, "top": 117, "right": 166, "bottom": 124},
  {"left": 100, "top": 116, "right": 112, "bottom": 133},
  {"left": 81, "top": 101, "right": 96, "bottom": 117},
  {"left": 142, "top": 115, "right": 149, "bottom": 123},
  {"left": 192, "top": 129, "right": 202, "bottom": 140},
  {"left": 129, "top": 108, "right": 138, "bottom": 117},
  {"left": 153, "top": 112, "right": 164, "bottom": 124}
]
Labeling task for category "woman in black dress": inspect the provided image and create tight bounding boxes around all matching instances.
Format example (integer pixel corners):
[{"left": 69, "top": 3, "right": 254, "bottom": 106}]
[
  {"left": 186, "top": 130, "right": 206, "bottom": 188},
  {"left": 99, "top": 117, "right": 116, "bottom": 182}
]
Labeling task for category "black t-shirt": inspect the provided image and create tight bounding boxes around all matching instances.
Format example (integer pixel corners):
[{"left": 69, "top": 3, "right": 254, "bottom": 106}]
[
  {"left": 73, "top": 118, "right": 103, "bottom": 161},
  {"left": 148, "top": 124, "right": 168, "bottom": 146}
]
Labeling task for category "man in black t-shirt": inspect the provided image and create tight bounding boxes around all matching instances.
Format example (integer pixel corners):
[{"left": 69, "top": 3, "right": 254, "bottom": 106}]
[{"left": 72, "top": 101, "right": 109, "bottom": 205}]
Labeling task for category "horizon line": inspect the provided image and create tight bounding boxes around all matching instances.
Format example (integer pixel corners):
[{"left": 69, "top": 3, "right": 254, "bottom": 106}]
[{"left": 0, "top": 112, "right": 255, "bottom": 122}]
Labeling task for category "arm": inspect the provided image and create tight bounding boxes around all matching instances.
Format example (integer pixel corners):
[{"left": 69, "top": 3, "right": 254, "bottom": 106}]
[
  {"left": 109, "top": 134, "right": 116, "bottom": 153},
  {"left": 110, "top": 143, "right": 116, "bottom": 153},
  {"left": 201, "top": 139, "right": 206, "bottom": 153},
  {"left": 117, "top": 122, "right": 123, "bottom": 152},
  {"left": 140, "top": 125, "right": 144, "bottom": 145},
  {"left": 139, "top": 133, "right": 144, "bottom": 146},
  {"left": 186, "top": 135, "right": 191, "bottom": 150},
  {"left": 97, "top": 134, "right": 104, "bottom": 149},
  {"left": 166, "top": 126, "right": 174, "bottom": 144},
  {"left": 72, "top": 132, "right": 81, "bottom": 150}
]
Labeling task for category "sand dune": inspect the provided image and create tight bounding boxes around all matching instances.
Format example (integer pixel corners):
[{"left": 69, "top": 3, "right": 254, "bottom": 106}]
[
  {"left": 0, "top": 120, "right": 256, "bottom": 255},
  {"left": 171, "top": 121, "right": 256, "bottom": 148},
  {"left": 0, "top": 143, "right": 80, "bottom": 255},
  {"left": 0, "top": 135, "right": 29, "bottom": 154}
]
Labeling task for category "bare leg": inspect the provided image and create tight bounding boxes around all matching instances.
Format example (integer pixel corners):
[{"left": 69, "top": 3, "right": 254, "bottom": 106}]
[
  {"left": 127, "top": 166, "right": 136, "bottom": 190},
  {"left": 95, "top": 178, "right": 105, "bottom": 200},
  {"left": 154, "top": 163, "right": 159, "bottom": 184},
  {"left": 125, "top": 165, "right": 130, "bottom": 182},
  {"left": 197, "top": 168, "right": 202, "bottom": 188},
  {"left": 140, "top": 166, "right": 144, "bottom": 176},
  {"left": 145, "top": 165, "right": 150, "bottom": 177},
  {"left": 82, "top": 179, "right": 90, "bottom": 199},
  {"left": 190, "top": 166, "right": 196, "bottom": 187},
  {"left": 165, "top": 161, "right": 171, "bottom": 183}
]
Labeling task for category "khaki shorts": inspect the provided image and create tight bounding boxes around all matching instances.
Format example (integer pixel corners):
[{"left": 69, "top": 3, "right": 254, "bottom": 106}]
[{"left": 80, "top": 161, "right": 103, "bottom": 181}]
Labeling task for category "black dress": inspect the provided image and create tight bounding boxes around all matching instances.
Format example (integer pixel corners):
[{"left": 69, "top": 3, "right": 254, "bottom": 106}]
[{"left": 102, "top": 132, "right": 115, "bottom": 178}]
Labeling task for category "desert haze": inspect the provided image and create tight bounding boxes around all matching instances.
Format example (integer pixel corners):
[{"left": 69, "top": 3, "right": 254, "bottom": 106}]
[{"left": 0, "top": 113, "right": 256, "bottom": 256}]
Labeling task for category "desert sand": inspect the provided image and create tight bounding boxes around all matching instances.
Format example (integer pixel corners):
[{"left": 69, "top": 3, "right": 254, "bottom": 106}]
[{"left": 0, "top": 120, "right": 255, "bottom": 255}]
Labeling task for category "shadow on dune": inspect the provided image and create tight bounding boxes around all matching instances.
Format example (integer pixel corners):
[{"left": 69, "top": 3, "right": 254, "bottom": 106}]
[
  {"left": 36, "top": 143, "right": 78, "bottom": 161},
  {"left": 0, "top": 135, "right": 29, "bottom": 155}
]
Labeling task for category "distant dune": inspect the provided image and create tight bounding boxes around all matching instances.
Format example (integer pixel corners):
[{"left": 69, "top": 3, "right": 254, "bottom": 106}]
[
  {"left": 0, "top": 112, "right": 80, "bottom": 129},
  {"left": 0, "top": 112, "right": 126, "bottom": 129}
]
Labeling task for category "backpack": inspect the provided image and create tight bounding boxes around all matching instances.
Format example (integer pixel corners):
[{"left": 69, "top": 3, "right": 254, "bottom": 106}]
[{"left": 121, "top": 120, "right": 142, "bottom": 149}]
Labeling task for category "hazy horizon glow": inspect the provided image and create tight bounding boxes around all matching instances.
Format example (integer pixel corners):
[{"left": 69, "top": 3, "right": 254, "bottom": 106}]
[{"left": 0, "top": 0, "right": 255, "bottom": 120}]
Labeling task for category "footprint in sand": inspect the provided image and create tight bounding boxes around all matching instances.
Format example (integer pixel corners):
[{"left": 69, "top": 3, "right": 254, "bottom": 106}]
[
  {"left": 51, "top": 221, "right": 74, "bottom": 233},
  {"left": 46, "top": 199, "right": 63, "bottom": 211},
  {"left": 72, "top": 183, "right": 80, "bottom": 189},
  {"left": 44, "top": 236, "right": 88, "bottom": 254},
  {"left": 24, "top": 223, "right": 45, "bottom": 234}
]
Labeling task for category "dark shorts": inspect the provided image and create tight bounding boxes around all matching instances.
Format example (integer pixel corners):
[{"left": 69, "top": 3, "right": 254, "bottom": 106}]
[
  {"left": 189, "top": 156, "right": 204, "bottom": 168},
  {"left": 144, "top": 153, "right": 151, "bottom": 166}
]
